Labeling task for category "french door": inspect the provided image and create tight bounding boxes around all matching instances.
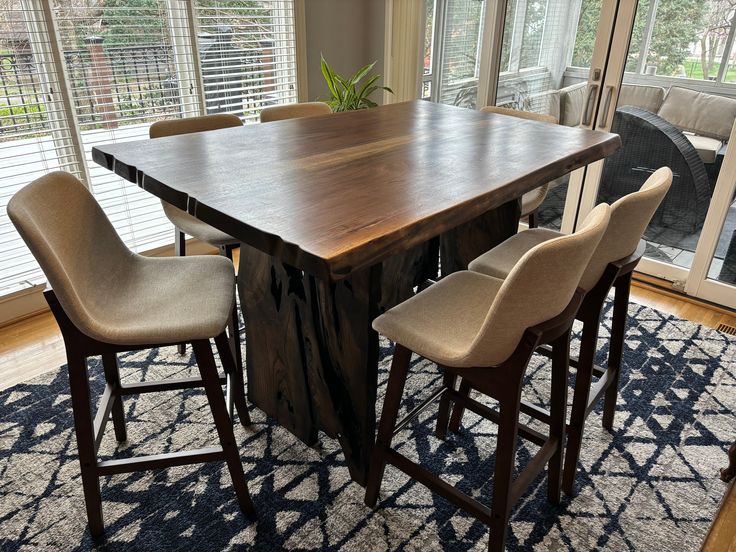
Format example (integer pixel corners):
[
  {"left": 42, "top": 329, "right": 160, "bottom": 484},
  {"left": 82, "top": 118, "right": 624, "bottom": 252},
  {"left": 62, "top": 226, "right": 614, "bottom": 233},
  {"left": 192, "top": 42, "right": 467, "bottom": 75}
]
[{"left": 462, "top": 0, "right": 736, "bottom": 309}]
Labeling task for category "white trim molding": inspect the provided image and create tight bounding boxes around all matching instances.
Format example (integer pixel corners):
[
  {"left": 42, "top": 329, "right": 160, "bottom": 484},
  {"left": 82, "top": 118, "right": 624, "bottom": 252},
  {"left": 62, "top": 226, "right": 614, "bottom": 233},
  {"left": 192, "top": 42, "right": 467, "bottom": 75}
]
[{"left": 384, "top": 0, "right": 424, "bottom": 103}]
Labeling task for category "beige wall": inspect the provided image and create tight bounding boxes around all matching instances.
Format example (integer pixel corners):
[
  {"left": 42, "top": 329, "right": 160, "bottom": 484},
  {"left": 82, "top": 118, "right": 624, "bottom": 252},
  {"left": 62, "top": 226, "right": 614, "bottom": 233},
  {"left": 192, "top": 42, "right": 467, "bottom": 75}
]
[{"left": 304, "top": 0, "right": 386, "bottom": 103}]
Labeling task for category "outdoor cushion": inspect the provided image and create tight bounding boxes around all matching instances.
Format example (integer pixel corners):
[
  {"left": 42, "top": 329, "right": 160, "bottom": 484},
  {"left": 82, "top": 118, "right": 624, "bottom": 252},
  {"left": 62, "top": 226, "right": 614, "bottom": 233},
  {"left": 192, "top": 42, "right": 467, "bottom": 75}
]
[
  {"left": 619, "top": 84, "right": 666, "bottom": 113},
  {"left": 685, "top": 134, "right": 723, "bottom": 164},
  {"left": 658, "top": 86, "right": 736, "bottom": 141},
  {"left": 558, "top": 82, "right": 587, "bottom": 127}
]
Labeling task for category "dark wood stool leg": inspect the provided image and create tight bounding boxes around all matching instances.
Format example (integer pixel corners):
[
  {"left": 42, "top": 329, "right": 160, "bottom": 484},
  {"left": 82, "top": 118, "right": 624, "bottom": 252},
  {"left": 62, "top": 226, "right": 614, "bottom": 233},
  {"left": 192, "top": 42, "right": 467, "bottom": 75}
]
[
  {"left": 192, "top": 339, "right": 256, "bottom": 519},
  {"left": 602, "top": 271, "right": 632, "bottom": 431},
  {"left": 448, "top": 378, "right": 471, "bottom": 433},
  {"left": 547, "top": 330, "right": 570, "bottom": 505},
  {"left": 562, "top": 317, "right": 599, "bottom": 496},
  {"left": 67, "top": 353, "right": 104, "bottom": 538},
  {"left": 527, "top": 210, "right": 538, "bottom": 229},
  {"left": 488, "top": 382, "right": 523, "bottom": 552},
  {"left": 175, "top": 228, "right": 186, "bottom": 355},
  {"left": 435, "top": 371, "right": 458, "bottom": 439},
  {"left": 365, "top": 344, "right": 412, "bottom": 507},
  {"left": 220, "top": 245, "right": 243, "bottom": 376},
  {"left": 721, "top": 440, "right": 736, "bottom": 482},
  {"left": 215, "top": 332, "right": 251, "bottom": 427},
  {"left": 101, "top": 353, "right": 127, "bottom": 442}
]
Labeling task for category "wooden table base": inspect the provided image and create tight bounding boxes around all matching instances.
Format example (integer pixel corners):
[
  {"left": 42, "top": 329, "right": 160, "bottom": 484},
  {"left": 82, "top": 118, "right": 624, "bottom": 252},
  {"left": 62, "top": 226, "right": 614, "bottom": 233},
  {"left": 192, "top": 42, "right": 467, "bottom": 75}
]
[
  {"left": 239, "top": 205, "right": 516, "bottom": 484},
  {"left": 239, "top": 239, "right": 439, "bottom": 485}
]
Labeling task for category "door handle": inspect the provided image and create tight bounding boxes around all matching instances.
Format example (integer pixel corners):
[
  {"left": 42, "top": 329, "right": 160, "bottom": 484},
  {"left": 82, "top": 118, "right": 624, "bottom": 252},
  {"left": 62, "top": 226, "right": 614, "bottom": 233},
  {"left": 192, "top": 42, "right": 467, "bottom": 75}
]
[
  {"left": 598, "top": 85, "right": 615, "bottom": 128},
  {"left": 582, "top": 84, "right": 599, "bottom": 126}
]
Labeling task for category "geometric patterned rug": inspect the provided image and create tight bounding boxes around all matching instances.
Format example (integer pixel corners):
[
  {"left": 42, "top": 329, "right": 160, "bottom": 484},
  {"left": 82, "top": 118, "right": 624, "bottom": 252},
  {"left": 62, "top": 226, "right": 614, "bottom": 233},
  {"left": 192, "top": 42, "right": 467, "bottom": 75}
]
[{"left": 1, "top": 302, "right": 734, "bottom": 551}]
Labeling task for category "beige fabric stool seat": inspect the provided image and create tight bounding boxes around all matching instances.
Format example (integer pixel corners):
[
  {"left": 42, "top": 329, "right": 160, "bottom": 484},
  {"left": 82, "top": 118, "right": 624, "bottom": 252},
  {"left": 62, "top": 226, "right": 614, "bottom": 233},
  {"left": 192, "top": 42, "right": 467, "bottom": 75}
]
[
  {"left": 469, "top": 227, "right": 561, "bottom": 279},
  {"left": 480, "top": 106, "right": 559, "bottom": 227},
  {"left": 460, "top": 167, "right": 673, "bottom": 496},
  {"left": 8, "top": 171, "right": 255, "bottom": 538},
  {"left": 149, "top": 113, "right": 243, "bottom": 250},
  {"left": 374, "top": 272, "right": 504, "bottom": 366},
  {"left": 160, "top": 202, "right": 234, "bottom": 246},
  {"left": 259, "top": 101, "right": 332, "bottom": 122},
  {"left": 84, "top": 254, "right": 235, "bottom": 346},
  {"left": 366, "top": 205, "right": 611, "bottom": 552},
  {"left": 470, "top": 167, "right": 673, "bottom": 289}
]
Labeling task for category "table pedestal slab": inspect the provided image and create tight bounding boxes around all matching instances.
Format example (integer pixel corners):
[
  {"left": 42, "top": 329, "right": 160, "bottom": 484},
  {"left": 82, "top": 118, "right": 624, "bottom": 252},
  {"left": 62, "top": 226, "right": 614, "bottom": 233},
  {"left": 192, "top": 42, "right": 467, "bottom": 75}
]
[{"left": 239, "top": 240, "right": 438, "bottom": 485}]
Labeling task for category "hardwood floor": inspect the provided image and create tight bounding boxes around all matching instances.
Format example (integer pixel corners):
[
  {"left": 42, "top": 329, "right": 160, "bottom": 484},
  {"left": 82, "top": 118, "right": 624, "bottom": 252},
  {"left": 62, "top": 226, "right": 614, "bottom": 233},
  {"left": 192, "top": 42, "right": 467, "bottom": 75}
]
[
  {"left": 702, "top": 480, "right": 736, "bottom": 552},
  {"left": 0, "top": 310, "right": 66, "bottom": 391},
  {"left": 0, "top": 272, "right": 733, "bottom": 550},
  {"left": 1, "top": 275, "right": 733, "bottom": 393}
]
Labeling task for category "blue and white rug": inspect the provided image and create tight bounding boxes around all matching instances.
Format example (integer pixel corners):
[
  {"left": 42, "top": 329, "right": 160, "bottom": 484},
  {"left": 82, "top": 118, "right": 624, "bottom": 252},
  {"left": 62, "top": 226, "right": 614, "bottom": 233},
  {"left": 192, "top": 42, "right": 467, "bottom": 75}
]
[{"left": 0, "top": 302, "right": 734, "bottom": 550}]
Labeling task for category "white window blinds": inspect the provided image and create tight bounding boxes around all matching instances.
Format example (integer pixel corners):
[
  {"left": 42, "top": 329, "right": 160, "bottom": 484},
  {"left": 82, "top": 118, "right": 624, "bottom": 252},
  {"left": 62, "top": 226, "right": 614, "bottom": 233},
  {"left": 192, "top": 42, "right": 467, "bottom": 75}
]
[
  {"left": 52, "top": 0, "right": 201, "bottom": 255},
  {"left": 0, "top": 0, "right": 300, "bottom": 299},
  {"left": 440, "top": 0, "right": 486, "bottom": 107},
  {"left": 195, "top": 0, "right": 299, "bottom": 122},
  {"left": 0, "top": 1, "right": 85, "bottom": 295}
]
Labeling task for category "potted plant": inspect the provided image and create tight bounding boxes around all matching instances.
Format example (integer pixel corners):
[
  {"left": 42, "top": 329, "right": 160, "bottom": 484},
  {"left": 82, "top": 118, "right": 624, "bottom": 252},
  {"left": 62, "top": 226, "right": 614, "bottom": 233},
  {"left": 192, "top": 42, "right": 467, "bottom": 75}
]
[{"left": 320, "top": 54, "right": 393, "bottom": 111}]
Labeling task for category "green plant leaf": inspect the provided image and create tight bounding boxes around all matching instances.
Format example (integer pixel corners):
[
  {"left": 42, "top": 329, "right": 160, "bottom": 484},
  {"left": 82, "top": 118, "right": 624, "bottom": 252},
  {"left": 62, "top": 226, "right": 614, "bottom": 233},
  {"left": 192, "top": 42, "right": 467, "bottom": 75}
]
[
  {"left": 320, "top": 57, "right": 386, "bottom": 111},
  {"left": 320, "top": 54, "right": 340, "bottom": 100},
  {"left": 357, "top": 74, "right": 381, "bottom": 99},
  {"left": 350, "top": 61, "right": 377, "bottom": 87}
]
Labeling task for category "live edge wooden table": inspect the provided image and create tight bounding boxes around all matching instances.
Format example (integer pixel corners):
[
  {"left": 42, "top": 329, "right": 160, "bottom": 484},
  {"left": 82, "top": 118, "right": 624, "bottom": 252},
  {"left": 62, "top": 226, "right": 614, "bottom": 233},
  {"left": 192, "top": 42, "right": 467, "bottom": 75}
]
[{"left": 92, "top": 100, "right": 620, "bottom": 485}]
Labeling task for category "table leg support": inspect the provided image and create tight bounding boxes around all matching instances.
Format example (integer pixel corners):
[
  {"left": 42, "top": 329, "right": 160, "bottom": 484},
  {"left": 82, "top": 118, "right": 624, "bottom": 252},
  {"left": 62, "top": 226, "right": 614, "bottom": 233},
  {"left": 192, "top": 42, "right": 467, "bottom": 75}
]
[
  {"left": 238, "top": 241, "right": 437, "bottom": 484},
  {"left": 238, "top": 244, "right": 320, "bottom": 445}
]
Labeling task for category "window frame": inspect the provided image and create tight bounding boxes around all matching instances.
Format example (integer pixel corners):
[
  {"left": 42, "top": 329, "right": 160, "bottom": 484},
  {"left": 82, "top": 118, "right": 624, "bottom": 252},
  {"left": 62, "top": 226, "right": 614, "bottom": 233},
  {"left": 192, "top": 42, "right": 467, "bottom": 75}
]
[{"left": 0, "top": 0, "right": 306, "bottom": 312}]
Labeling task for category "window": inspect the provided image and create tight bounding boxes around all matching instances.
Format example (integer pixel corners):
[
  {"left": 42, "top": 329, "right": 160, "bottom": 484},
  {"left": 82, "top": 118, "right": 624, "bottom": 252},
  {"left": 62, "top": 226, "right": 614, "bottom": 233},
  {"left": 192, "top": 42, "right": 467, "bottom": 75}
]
[
  {"left": 573, "top": 0, "right": 736, "bottom": 84},
  {"left": 53, "top": 0, "right": 201, "bottom": 255},
  {"left": 422, "top": 0, "right": 486, "bottom": 107},
  {"left": 196, "top": 0, "right": 299, "bottom": 121},
  {"left": 0, "top": 1, "right": 85, "bottom": 295},
  {"left": 0, "top": 0, "right": 300, "bottom": 298}
]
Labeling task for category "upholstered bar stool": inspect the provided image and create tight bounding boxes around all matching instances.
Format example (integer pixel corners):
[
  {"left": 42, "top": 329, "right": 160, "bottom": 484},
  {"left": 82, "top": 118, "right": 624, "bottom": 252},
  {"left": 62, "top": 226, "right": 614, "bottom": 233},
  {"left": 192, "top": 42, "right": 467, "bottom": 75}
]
[
  {"left": 455, "top": 167, "right": 673, "bottom": 495},
  {"left": 8, "top": 172, "right": 255, "bottom": 538},
  {"left": 365, "top": 205, "right": 611, "bottom": 552},
  {"left": 149, "top": 114, "right": 243, "bottom": 358},
  {"left": 480, "top": 106, "right": 559, "bottom": 228},
  {"left": 259, "top": 101, "right": 332, "bottom": 122}
]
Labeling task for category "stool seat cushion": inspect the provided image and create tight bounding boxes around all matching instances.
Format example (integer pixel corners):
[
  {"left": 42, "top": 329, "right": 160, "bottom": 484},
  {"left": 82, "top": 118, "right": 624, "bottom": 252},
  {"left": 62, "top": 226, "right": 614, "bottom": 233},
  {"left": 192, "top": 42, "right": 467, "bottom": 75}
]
[
  {"left": 162, "top": 202, "right": 237, "bottom": 247},
  {"left": 469, "top": 228, "right": 560, "bottom": 279},
  {"left": 520, "top": 186, "right": 551, "bottom": 218},
  {"left": 373, "top": 271, "right": 504, "bottom": 367},
  {"left": 7, "top": 172, "right": 236, "bottom": 347},
  {"left": 470, "top": 168, "right": 673, "bottom": 291},
  {"left": 87, "top": 254, "right": 236, "bottom": 346}
]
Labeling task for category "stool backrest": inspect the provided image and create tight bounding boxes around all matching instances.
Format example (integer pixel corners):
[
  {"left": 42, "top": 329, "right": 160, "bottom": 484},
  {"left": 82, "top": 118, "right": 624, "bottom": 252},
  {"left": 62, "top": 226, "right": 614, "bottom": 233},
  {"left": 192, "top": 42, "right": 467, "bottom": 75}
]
[
  {"left": 480, "top": 106, "right": 559, "bottom": 124},
  {"left": 468, "top": 203, "right": 611, "bottom": 366},
  {"left": 8, "top": 171, "right": 132, "bottom": 338},
  {"left": 579, "top": 167, "right": 672, "bottom": 291},
  {"left": 149, "top": 113, "right": 242, "bottom": 139},
  {"left": 260, "top": 102, "right": 332, "bottom": 123}
]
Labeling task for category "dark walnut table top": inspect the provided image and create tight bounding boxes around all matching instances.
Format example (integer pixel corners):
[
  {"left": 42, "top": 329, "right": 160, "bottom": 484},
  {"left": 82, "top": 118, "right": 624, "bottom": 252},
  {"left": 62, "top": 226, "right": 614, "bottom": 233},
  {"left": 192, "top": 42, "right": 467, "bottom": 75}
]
[{"left": 93, "top": 100, "right": 621, "bottom": 280}]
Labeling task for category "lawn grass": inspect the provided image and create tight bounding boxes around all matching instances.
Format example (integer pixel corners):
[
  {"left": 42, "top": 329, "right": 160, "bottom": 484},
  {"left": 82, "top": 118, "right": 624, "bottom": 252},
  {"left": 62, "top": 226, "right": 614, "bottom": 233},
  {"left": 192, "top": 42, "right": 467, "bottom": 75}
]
[{"left": 681, "top": 59, "right": 736, "bottom": 82}]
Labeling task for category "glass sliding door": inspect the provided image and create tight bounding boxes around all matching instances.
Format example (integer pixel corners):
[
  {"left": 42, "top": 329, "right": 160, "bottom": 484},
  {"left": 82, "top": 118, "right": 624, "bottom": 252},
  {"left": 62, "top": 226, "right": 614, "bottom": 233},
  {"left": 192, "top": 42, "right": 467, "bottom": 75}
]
[
  {"left": 492, "top": 0, "right": 617, "bottom": 230},
  {"left": 575, "top": 0, "right": 736, "bottom": 307}
]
